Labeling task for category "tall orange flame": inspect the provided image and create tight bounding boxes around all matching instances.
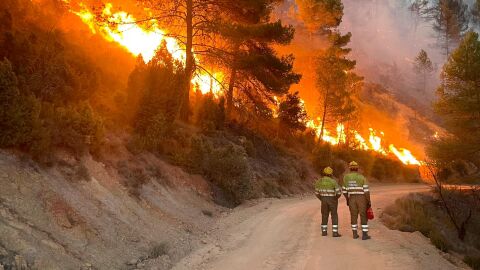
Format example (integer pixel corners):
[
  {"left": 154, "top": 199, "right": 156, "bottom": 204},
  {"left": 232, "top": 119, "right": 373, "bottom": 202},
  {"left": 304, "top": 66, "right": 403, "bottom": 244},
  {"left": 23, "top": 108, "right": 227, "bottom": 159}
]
[
  {"left": 69, "top": 2, "right": 223, "bottom": 95},
  {"left": 305, "top": 119, "right": 421, "bottom": 166}
]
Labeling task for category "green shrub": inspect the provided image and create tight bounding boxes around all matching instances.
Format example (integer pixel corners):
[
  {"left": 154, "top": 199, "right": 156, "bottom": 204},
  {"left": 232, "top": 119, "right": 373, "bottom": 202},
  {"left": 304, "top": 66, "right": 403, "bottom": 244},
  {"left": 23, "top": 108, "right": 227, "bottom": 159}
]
[
  {"left": 392, "top": 198, "right": 432, "bottom": 235},
  {"left": 464, "top": 256, "right": 480, "bottom": 270},
  {"left": 128, "top": 43, "right": 184, "bottom": 127},
  {"left": 196, "top": 94, "right": 225, "bottom": 133},
  {"left": 263, "top": 180, "right": 281, "bottom": 198},
  {"left": 429, "top": 230, "right": 449, "bottom": 252},
  {"left": 201, "top": 209, "right": 213, "bottom": 217},
  {"left": 117, "top": 163, "right": 150, "bottom": 198},
  {"left": 190, "top": 135, "right": 253, "bottom": 204},
  {"left": 0, "top": 59, "right": 40, "bottom": 148},
  {"left": 295, "top": 160, "right": 309, "bottom": 181},
  {"left": 132, "top": 113, "right": 170, "bottom": 153},
  {"left": 244, "top": 139, "right": 257, "bottom": 157},
  {"left": 53, "top": 103, "right": 104, "bottom": 155},
  {"left": 277, "top": 167, "right": 297, "bottom": 186},
  {"left": 75, "top": 164, "right": 91, "bottom": 182},
  {"left": 149, "top": 242, "right": 168, "bottom": 259},
  {"left": 384, "top": 196, "right": 464, "bottom": 256}
]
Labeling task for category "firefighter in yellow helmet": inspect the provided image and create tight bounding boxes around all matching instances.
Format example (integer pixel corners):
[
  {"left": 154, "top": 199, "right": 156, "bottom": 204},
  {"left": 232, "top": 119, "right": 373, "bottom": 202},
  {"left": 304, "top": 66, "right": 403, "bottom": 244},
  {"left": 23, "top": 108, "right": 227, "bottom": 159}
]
[
  {"left": 314, "top": 167, "right": 342, "bottom": 237},
  {"left": 342, "top": 161, "right": 372, "bottom": 240}
]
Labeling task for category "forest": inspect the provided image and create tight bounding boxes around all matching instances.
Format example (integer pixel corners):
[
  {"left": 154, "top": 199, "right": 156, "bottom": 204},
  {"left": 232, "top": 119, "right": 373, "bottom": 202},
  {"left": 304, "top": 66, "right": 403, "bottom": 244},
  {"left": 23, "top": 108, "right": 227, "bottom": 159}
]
[
  {"left": 1, "top": 0, "right": 480, "bottom": 204},
  {"left": 0, "top": 0, "right": 480, "bottom": 269},
  {"left": 0, "top": 0, "right": 479, "bottom": 201}
]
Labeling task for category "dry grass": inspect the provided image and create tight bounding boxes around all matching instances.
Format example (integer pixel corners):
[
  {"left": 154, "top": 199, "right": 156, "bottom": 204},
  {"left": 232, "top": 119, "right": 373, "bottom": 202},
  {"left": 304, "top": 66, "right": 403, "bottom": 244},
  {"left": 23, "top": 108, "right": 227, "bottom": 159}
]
[{"left": 382, "top": 193, "right": 480, "bottom": 268}]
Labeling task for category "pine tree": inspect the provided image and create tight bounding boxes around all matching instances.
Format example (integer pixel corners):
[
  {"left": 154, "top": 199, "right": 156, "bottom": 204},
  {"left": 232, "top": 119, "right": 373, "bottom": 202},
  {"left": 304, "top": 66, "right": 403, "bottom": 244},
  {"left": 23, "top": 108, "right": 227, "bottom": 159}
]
[
  {"left": 0, "top": 58, "right": 39, "bottom": 147},
  {"left": 428, "top": 31, "right": 480, "bottom": 166},
  {"left": 431, "top": 0, "right": 470, "bottom": 56},
  {"left": 316, "top": 32, "right": 362, "bottom": 139},
  {"left": 128, "top": 42, "right": 185, "bottom": 137},
  {"left": 137, "top": 0, "right": 226, "bottom": 121},
  {"left": 414, "top": 49, "right": 434, "bottom": 93},
  {"left": 296, "top": 0, "right": 344, "bottom": 34},
  {"left": 278, "top": 91, "right": 308, "bottom": 135},
  {"left": 408, "top": 0, "right": 431, "bottom": 33},
  {"left": 213, "top": 1, "right": 300, "bottom": 118},
  {"left": 135, "top": 0, "right": 298, "bottom": 121}
]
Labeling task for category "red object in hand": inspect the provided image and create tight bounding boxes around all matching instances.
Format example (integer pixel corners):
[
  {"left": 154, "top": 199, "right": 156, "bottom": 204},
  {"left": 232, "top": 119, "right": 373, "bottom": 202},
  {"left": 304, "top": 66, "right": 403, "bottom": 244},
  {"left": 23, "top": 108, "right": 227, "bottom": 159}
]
[{"left": 367, "top": 207, "right": 374, "bottom": 220}]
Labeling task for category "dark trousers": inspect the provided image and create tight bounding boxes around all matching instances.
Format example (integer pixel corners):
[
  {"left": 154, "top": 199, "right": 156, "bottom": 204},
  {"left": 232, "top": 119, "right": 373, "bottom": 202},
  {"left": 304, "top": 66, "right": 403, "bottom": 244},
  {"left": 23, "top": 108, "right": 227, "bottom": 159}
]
[
  {"left": 348, "top": 195, "right": 368, "bottom": 228},
  {"left": 321, "top": 197, "right": 339, "bottom": 226}
]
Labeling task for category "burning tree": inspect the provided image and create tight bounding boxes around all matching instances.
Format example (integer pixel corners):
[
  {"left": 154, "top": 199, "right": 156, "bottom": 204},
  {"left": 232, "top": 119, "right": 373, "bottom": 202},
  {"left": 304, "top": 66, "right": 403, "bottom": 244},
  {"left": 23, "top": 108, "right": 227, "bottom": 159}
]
[
  {"left": 216, "top": 19, "right": 301, "bottom": 118},
  {"left": 278, "top": 91, "right": 308, "bottom": 136},
  {"left": 84, "top": 0, "right": 300, "bottom": 122},
  {"left": 298, "top": 0, "right": 362, "bottom": 141},
  {"left": 136, "top": 0, "right": 227, "bottom": 120},
  {"left": 316, "top": 32, "right": 362, "bottom": 140},
  {"left": 180, "top": 0, "right": 301, "bottom": 119}
]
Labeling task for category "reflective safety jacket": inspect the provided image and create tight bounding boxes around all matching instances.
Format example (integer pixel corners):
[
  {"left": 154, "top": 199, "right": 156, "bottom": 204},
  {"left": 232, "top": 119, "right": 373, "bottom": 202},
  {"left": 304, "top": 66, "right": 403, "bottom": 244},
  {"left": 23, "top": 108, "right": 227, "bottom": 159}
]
[
  {"left": 342, "top": 172, "right": 370, "bottom": 196},
  {"left": 314, "top": 176, "right": 342, "bottom": 197}
]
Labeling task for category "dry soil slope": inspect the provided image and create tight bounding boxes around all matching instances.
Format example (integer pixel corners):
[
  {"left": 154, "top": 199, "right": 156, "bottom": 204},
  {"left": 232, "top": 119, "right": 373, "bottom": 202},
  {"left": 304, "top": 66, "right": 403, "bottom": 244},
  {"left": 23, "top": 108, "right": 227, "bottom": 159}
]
[{"left": 0, "top": 150, "right": 222, "bottom": 270}]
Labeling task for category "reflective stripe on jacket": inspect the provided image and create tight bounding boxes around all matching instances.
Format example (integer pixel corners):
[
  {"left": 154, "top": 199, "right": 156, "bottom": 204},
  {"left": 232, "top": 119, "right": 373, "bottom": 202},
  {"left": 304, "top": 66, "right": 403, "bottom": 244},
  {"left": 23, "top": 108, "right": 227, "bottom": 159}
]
[
  {"left": 314, "top": 176, "right": 341, "bottom": 197},
  {"left": 342, "top": 172, "right": 369, "bottom": 196}
]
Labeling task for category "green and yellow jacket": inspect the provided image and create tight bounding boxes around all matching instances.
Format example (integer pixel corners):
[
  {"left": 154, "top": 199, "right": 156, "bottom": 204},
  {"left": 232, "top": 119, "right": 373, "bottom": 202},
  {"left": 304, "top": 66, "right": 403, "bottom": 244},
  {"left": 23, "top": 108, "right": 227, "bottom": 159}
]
[
  {"left": 314, "top": 176, "right": 342, "bottom": 198},
  {"left": 342, "top": 172, "right": 370, "bottom": 200}
]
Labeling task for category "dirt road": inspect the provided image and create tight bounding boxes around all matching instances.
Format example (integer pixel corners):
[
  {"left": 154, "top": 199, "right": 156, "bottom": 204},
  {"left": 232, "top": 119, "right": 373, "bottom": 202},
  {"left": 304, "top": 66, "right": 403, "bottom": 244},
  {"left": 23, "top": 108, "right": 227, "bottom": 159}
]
[{"left": 173, "top": 184, "right": 467, "bottom": 270}]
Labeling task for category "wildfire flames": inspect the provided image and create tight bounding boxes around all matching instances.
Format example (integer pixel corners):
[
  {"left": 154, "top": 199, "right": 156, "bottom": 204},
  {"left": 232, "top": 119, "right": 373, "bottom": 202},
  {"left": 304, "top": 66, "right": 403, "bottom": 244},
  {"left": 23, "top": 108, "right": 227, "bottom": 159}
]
[
  {"left": 68, "top": 1, "right": 223, "bottom": 95},
  {"left": 306, "top": 119, "right": 421, "bottom": 166},
  {"left": 66, "top": 1, "right": 421, "bottom": 166}
]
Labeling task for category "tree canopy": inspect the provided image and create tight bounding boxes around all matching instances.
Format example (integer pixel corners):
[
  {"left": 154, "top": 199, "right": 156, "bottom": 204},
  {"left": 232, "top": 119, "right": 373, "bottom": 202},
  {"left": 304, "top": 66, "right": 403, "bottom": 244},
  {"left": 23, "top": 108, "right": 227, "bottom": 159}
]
[{"left": 428, "top": 32, "right": 480, "bottom": 167}]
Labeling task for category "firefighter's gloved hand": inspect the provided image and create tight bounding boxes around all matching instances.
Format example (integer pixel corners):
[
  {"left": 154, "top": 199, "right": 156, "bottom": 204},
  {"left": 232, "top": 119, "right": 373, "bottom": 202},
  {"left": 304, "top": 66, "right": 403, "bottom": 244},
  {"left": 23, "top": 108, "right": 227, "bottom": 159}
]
[{"left": 367, "top": 201, "right": 372, "bottom": 209}]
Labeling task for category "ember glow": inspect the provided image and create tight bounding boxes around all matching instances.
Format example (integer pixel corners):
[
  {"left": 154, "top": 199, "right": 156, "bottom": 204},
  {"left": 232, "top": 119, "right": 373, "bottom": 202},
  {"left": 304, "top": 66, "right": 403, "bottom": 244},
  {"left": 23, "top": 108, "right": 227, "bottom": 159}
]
[{"left": 69, "top": 2, "right": 223, "bottom": 95}]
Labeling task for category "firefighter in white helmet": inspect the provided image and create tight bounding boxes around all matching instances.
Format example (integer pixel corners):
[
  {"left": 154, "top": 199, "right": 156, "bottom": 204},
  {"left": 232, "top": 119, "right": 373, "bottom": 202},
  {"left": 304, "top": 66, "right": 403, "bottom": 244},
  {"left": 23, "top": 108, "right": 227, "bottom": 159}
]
[
  {"left": 314, "top": 167, "right": 342, "bottom": 237},
  {"left": 342, "top": 161, "right": 371, "bottom": 240}
]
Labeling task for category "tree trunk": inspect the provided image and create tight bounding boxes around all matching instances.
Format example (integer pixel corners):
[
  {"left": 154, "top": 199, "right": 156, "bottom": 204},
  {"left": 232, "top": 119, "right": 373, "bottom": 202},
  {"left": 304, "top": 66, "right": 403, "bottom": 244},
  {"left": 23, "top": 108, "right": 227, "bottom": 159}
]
[
  {"left": 226, "top": 44, "right": 240, "bottom": 119},
  {"left": 227, "top": 66, "right": 237, "bottom": 118},
  {"left": 423, "top": 71, "right": 427, "bottom": 94},
  {"left": 319, "top": 90, "right": 329, "bottom": 140},
  {"left": 179, "top": 0, "right": 194, "bottom": 121}
]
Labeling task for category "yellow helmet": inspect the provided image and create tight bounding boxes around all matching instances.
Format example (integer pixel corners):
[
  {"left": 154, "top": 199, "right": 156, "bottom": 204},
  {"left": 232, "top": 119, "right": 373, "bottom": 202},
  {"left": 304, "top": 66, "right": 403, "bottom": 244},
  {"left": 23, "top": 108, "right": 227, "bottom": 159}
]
[
  {"left": 323, "top": 167, "right": 333, "bottom": 175},
  {"left": 349, "top": 161, "right": 359, "bottom": 168}
]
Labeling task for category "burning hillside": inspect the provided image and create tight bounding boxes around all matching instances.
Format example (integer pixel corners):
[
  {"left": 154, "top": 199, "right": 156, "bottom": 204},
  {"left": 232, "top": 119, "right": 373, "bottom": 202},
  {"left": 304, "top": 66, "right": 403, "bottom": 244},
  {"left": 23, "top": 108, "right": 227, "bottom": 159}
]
[
  {"left": 64, "top": 1, "right": 223, "bottom": 95},
  {"left": 62, "top": 0, "right": 423, "bottom": 166}
]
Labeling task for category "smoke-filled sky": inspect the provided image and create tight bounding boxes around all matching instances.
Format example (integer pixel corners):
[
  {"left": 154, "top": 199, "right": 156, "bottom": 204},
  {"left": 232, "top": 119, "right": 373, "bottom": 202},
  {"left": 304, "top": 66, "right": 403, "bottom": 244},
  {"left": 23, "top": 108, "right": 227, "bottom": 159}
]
[
  {"left": 273, "top": 0, "right": 452, "bottom": 155},
  {"left": 340, "top": 0, "right": 443, "bottom": 96},
  {"left": 275, "top": 0, "right": 447, "bottom": 110}
]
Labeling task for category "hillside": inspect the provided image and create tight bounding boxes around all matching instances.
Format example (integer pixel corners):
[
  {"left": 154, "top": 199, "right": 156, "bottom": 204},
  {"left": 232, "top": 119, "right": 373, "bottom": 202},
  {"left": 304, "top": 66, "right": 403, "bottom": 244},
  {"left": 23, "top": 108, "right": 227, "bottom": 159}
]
[
  {"left": 4, "top": 0, "right": 480, "bottom": 268},
  {"left": 0, "top": 144, "right": 217, "bottom": 269}
]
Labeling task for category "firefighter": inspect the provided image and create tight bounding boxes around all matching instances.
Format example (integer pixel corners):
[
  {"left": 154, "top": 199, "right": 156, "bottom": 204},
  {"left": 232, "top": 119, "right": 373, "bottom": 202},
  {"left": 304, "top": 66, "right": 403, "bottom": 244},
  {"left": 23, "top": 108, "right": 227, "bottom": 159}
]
[
  {"left": 314, "top": 167, "right": 342, "bottom": 237},
  {"left": 342, "top": 161, "right": 372, "bottom": 240}
]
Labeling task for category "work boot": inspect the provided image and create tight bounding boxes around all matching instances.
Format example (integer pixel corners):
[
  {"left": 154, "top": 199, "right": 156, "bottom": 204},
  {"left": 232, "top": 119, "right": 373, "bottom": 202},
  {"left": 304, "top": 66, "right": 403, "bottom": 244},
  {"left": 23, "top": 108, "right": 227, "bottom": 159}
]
[
  {"left": 362, "top": 232, "right": 371, "bottom": 240},
  {"left": 322, "top": 231, "right": 328, "bottom": 236},
  {"left": 352, "top": 231, "right": 359, "bottom": 239},
  {"left": 333, "top": 232, "right": 342, "bottom": 237}
]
